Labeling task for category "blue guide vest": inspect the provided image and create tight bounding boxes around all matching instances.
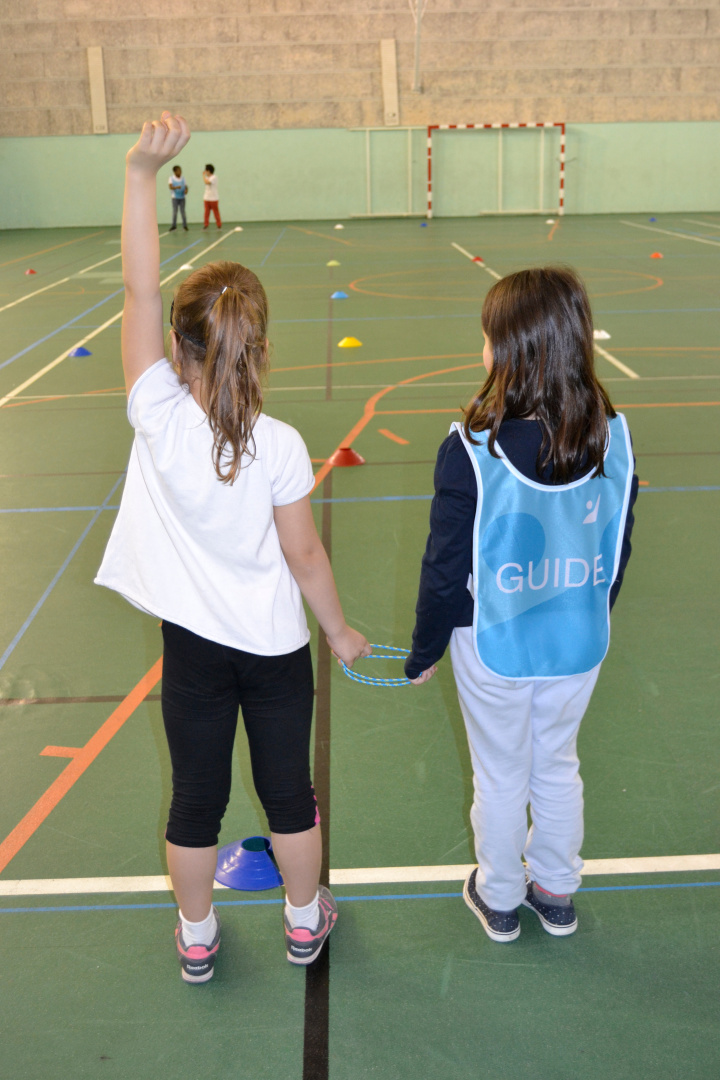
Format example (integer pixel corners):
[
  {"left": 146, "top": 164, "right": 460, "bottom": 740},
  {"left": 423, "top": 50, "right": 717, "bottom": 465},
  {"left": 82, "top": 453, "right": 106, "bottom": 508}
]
[{"left": 456, "top": 415, "right": 634, "bottom": 679}]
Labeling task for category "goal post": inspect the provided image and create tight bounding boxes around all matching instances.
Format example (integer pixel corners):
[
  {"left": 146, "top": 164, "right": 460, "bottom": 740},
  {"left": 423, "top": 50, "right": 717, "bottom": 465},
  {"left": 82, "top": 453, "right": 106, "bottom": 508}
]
[{"left": 426, "top": 123, "right": 566, "bottom": 219}]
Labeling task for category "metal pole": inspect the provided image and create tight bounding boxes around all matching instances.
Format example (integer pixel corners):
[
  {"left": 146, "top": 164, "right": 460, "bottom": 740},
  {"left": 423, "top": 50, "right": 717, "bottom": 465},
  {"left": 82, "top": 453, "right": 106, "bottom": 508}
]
[{"left": 411, "top": 0, "right": 425, "bottom": 92}]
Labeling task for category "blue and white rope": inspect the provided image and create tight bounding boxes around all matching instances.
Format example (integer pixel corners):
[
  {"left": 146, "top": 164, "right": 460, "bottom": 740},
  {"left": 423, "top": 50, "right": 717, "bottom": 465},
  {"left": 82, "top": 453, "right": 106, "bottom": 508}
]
[{"left": 340, "top": 644, "right": 411, "bottom": 687}]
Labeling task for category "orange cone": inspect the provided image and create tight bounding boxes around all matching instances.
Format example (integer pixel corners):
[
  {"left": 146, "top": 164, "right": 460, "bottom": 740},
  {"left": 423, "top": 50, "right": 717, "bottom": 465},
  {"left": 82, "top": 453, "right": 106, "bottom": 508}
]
[
  {"left": 650, "top": 252, "right": 663, "bottom": 259},
  {"left": 328, "top": 446, "right": 365, "bottom": 467}
]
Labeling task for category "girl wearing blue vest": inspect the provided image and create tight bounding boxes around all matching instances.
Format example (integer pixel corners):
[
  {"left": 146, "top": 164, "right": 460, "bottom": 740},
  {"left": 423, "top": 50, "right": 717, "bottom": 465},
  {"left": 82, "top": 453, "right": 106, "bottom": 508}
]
[{"left": 405, "top": 267, "right": 637, "bottom": 942}]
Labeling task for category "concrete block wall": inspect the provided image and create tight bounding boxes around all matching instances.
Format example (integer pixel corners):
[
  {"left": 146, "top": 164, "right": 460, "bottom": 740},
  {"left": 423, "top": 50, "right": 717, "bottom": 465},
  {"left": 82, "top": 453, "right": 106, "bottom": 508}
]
[{"left": 0, "top": 0, "right": 718, "bottom": 137}]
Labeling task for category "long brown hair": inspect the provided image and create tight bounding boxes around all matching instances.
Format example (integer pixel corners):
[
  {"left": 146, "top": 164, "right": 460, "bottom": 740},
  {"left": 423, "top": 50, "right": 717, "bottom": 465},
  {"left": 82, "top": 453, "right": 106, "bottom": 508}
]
[
  {"left": 170, "top": 261, "right": 269, "bottom": 484},
  {"left": 463, "top": 266, "right": 615, "bottom": 483}
]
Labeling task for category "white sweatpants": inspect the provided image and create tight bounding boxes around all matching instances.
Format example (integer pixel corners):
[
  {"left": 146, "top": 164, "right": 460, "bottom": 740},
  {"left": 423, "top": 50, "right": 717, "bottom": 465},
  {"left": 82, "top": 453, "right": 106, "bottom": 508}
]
[{"left": 450, "top": 626, "right": 601, "bottom": 911}]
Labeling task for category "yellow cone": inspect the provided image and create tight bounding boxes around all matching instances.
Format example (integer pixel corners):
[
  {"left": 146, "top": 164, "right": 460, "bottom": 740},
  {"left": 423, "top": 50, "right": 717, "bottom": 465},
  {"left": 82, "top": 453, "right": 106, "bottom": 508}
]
[
  {"left": 326, "top": 259, "right": 340, "bottom": 267},
  {"left": 337, "top": 336, "right": 362, "bottom": 348}
]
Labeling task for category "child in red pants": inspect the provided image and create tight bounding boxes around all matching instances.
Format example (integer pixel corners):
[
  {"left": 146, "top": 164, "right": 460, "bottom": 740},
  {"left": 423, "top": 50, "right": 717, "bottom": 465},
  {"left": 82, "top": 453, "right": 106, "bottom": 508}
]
[{"left": 203, "top": 163, "right": 221, "bottom": 228}]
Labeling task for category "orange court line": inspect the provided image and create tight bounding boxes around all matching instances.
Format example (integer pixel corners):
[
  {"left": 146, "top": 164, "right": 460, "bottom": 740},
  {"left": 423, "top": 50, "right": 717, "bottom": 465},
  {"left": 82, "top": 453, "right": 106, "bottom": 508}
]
[
  {"left": 311, "top": 361, "right": 482, "bottom": 491},
  {"left": 0, "top": 658, "right": 163, "bottom": 875},
  {"left": 287, "top": 225, "right": 353, "bottom": 246},
  {"left": 0, "top": 230, "right": 106, "bottom": 269},
  {"left": 548, "top": 222, "right": 560, "bottom": 241},
  {"left": 275, "top": 351, "right": 481, "bottom": 375},
  {"left": 377, "top": 408, "right": 459, "bottom": 415},
  {"left": 616, "top": 401, "right": 720, "bottom": 409},
  {"left": 378, "top": 403, "right": 720, "bottom": 416},
  {"left": 378, "top": 428, "right": 410, "bottom": 445}
]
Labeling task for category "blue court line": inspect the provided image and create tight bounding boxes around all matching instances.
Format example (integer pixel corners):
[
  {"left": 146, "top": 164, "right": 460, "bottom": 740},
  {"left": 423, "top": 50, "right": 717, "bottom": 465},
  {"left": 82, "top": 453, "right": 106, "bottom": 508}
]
[
  {"left": 1, "top": 880, "right": 718, "bottom": 915},
  {"left": 1, "top": 486, "right": 718, "bottom": 515},
  {"left": 0, "top": 242, "right": 201, "bottom": 373},
  {"left": 259, "top": 227, "right": 287, "bottom": 267},
  {"left": 63, "top": 307, "right": 720, "bottom": 332},
  {"left": 0, "top": 474, "right": 125, "bottom": 674}
]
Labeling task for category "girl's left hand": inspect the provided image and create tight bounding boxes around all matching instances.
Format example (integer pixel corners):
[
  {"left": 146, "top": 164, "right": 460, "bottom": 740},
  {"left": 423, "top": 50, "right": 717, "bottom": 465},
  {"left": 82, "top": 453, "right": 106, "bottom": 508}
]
[
  {"left": 410, "top": 666, "right": 437, "bottom": 685},
  {"left": 126, "top": 111, "right": 190, "bottom": 174}
]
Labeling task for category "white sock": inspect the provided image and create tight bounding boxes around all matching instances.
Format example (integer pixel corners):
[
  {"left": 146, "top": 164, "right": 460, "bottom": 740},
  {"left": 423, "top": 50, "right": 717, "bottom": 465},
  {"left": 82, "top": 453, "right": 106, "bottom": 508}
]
[
  {"left": 285, "top": 892, "right": 320, "bottom": 930},
  {"left": 179, "top": 907, "right": 218, "bottom": 946}
]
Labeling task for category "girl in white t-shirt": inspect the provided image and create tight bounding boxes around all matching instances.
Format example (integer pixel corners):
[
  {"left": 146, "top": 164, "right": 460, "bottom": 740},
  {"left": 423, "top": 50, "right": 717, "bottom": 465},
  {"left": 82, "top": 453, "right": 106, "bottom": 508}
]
[{"left": 97, "top": 112, "right": 370, "bottom": 983}]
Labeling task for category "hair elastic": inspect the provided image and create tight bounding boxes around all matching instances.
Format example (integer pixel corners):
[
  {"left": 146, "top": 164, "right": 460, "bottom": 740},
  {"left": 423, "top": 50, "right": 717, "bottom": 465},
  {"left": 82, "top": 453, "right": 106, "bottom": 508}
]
[{"left": 169, "top": 299, "right": 205, "bottom": 349}]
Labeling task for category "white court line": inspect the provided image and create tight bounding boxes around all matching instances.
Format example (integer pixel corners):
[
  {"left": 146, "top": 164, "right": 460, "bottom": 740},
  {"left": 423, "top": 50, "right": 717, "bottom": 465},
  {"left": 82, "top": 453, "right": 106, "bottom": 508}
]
[
  {"left": 593, "top": 344, "right": 640, "bottom": 380},
  {"left": 0, "top": 230, "right": 239, "bottom": 410},
  {"left": 621, "top": 220, "right": 720, "bottom": 248},
  {"left": 451, "top": 242, "right": 502, "bottom": 280},
  {"left": 682, "top": 218, "right": 720, "bottom": 231},
  {"left": 1, "top": 855, "right": 719, "bottom": 896},
  {"left": 0, "top": 231, "right": 171, "bottom": 316},
  {"left": 451, "top": 243, "right": 639, "bottom": 379}
]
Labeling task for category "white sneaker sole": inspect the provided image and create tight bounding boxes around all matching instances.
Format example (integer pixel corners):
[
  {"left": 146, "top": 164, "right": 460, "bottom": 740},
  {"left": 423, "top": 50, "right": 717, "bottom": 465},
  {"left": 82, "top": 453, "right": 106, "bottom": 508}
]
[
  {"left": 521, "top": 898, "right": 577, "bottom": 936},
  {"left": 463, "top": 877, "right": 521, "bottom": 942}
]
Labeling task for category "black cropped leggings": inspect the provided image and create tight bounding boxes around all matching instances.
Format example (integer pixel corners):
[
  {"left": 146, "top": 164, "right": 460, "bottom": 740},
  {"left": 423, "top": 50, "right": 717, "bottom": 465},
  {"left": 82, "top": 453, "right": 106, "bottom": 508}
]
[{"left": 161, "top": 621, "right": 317, "bottom": 848}]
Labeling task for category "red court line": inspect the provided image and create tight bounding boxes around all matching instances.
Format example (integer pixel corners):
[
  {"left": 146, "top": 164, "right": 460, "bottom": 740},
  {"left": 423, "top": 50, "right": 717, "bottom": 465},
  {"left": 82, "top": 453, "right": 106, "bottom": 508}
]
[{"left": 0, "top": 659, "right": 163, "bottom": 875}]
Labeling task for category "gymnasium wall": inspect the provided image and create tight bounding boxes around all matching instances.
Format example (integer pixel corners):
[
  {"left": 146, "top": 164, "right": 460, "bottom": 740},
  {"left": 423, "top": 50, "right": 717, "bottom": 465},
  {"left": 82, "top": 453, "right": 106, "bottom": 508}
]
[
  {"left": 0, "top": 0, "right": 718, "bottom": 137},
  {"left": 1, "top": 1, "right": 718, "bottom": 226},
  {"left": 1, "top": 120, "right": 719, "bottom": 229}
]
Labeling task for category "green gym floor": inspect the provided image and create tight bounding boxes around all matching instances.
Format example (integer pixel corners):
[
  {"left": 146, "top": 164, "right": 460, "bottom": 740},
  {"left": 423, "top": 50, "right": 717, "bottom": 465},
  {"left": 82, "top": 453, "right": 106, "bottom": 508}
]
[{"left": 0, "top": 215, "right": 718, "bottom": 1079}]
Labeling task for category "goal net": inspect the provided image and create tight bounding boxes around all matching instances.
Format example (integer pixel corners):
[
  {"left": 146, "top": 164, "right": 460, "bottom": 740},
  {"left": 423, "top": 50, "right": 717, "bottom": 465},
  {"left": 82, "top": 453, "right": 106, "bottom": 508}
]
[{"left": 426, "top": 123, "right": 565, "bottom": 218}]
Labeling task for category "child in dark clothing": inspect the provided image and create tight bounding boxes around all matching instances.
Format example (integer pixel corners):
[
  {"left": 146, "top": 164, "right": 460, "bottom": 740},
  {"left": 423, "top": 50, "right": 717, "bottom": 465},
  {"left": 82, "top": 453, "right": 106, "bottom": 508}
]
[{"left": 405, "top": 267, "right": 637, "bottom": 943}]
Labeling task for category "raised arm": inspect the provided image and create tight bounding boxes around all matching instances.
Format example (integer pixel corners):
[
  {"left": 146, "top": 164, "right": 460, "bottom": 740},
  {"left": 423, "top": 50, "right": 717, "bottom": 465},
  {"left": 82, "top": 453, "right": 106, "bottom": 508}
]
[
  {"left": 273, "top": 496, "right": 371, "bottom": 668},
  {"left": 121, "top": 111, "right": 190, "bottom": 395}
]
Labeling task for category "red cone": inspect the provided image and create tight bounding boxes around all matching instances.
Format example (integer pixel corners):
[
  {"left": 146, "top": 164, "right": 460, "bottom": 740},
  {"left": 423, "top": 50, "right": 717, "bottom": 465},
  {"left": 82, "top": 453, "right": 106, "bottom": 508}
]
[
  {"left": 650, "top": 252, "right": 663, "bottom": 259},
  {"left": 25, "top": 268, "right": 37, "bottom": 275},
  {"left": 328, "top": 446, "right": 365, "bottom": 467},
  {"left": 472, "top": 256, "right": 484, "bottom": 263}
]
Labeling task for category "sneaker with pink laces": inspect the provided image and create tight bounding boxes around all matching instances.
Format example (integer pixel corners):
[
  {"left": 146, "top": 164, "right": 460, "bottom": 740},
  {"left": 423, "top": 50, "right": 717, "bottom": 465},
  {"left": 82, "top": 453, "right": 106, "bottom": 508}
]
[
  {"left": 175, "top": 907, "right": 221, "bottom": 983},
  {"left": 284, "top": 886, "right": 337, "bottom": 965}
]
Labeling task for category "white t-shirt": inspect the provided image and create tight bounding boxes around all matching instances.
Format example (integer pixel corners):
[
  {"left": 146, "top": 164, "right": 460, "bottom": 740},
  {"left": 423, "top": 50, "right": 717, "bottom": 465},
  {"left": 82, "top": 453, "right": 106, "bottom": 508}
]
[
  {"left": 203, "top": 174, "right": 218, "bottom": 201},
  {"left": 95, "top": 359, "right": 314, "bottom": 656}
]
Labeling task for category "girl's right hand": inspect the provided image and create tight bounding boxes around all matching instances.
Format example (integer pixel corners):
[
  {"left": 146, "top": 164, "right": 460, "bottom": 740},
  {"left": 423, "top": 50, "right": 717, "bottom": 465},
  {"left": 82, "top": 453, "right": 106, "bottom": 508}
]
[
  {"left": 410, "top": 665, "right": 437, "bottom": 685},
  {"left": 126, "top": 111, "right": 190, "bottom": 174},
  {"left": 327, "top": 626, "right": 372, "bottom": 669}
]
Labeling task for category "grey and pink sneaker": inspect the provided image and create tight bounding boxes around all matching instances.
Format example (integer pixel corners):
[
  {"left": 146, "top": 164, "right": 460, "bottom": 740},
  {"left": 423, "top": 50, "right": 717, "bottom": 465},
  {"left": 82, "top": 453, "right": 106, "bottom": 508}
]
[
  {"left": 175, "top": 907, "right": 221, "bottom": 983},
  {"left": 284, "top": 886, "right": 338, "bottom": 965}
]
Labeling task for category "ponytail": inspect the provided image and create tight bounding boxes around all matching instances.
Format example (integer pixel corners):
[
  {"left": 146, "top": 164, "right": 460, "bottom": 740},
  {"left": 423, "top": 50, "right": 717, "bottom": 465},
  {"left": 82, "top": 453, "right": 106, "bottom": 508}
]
[{"left": 170, "top": 261, "right": 269, "bottom": 483}]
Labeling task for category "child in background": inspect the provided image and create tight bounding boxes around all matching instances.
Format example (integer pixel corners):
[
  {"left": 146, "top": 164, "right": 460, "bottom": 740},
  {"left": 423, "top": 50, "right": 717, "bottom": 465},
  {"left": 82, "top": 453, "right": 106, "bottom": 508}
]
[
  {"left": 203, "top": 163, "right": 221, "bottom": 229},
  {"left": 167, "top": 165, "right": 188, "bottom": 231},
  {"left": 405, "top": 267, "right": 637, "bottom": 942},
  {"left": 96, "top": 112, "right": 370, "bottom": 983}
]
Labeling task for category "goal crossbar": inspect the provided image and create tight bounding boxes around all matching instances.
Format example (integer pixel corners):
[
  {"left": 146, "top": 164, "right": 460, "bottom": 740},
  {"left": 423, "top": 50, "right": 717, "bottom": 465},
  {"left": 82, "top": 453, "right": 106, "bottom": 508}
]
[{"left": 427, "top": 123, "right": 566, "bottom": 218}]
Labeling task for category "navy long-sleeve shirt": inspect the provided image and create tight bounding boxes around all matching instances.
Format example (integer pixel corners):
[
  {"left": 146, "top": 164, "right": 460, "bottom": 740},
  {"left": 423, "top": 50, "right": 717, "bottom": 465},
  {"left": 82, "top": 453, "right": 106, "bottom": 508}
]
[{"left": 405, "top": 420, "right": 638, "bottom": 680}]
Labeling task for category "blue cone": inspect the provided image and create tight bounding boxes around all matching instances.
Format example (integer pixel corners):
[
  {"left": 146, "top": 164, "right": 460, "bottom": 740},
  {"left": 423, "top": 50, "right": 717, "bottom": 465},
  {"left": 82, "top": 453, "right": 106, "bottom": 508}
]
[
  {"left": 420, "top": 222, "right": 428, "bottom": 227},
  {"left": 330, "top": 290, "right": 348, "bottom": 299},
  {"left": 215, "top": 836, "right": 283, "bottom": 891},
  {"left": 649, "top": 217, "right": 656, "bottom": 222},
  {"left": 69, "top": 346, "right": 91, "bottom": 357}
]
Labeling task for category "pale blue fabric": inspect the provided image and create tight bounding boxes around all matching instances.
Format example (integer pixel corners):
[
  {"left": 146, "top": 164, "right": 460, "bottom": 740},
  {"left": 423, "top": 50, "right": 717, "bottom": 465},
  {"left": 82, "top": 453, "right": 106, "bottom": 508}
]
[{"left": 457, "top": 415, "right": 633, "bottom": 678}]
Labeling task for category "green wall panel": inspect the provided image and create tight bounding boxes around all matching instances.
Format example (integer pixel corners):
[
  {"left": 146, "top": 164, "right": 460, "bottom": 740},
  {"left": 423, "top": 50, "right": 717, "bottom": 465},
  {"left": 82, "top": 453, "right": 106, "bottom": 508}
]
[{"left": 1, "top": 121, "right": 718, "bottom": 229}]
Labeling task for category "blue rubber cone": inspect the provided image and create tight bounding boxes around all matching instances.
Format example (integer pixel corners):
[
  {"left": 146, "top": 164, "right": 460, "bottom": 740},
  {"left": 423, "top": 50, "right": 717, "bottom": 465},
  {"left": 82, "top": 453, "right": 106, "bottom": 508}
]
[
  {"left": 420, "top": 222, "right": 428, "bottom": 227},
  {"left": 69, "top": 346, "right": 91, "bottom": 357},
  {"left": 215, "top": 836, "right": 283, "bottom": 891},
  {"left": 649, "top": 217, "right": 657, "bottom": 222},
  {"left": 330, "top": 290, "right": 348, "bottom": 299}
]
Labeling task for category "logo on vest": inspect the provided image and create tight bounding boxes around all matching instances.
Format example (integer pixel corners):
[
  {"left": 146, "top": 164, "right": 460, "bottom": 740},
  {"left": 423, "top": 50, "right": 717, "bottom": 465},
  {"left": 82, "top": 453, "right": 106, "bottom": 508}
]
[
  {"left": 583, "top": 496, "right": 600, "bottom": 524},
  {"left": 496, "top": 555, "right": 606, "bottom": 594}
]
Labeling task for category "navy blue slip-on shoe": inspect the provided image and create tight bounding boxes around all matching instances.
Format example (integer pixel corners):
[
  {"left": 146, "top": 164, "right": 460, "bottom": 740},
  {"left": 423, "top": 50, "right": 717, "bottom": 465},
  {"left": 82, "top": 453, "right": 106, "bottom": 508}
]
[
  {"left": 463, "top": 868, "right": 520, "bottom": 942},
  {"left": 522, "top": 881, "right": 577, "bottom": 936}
]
